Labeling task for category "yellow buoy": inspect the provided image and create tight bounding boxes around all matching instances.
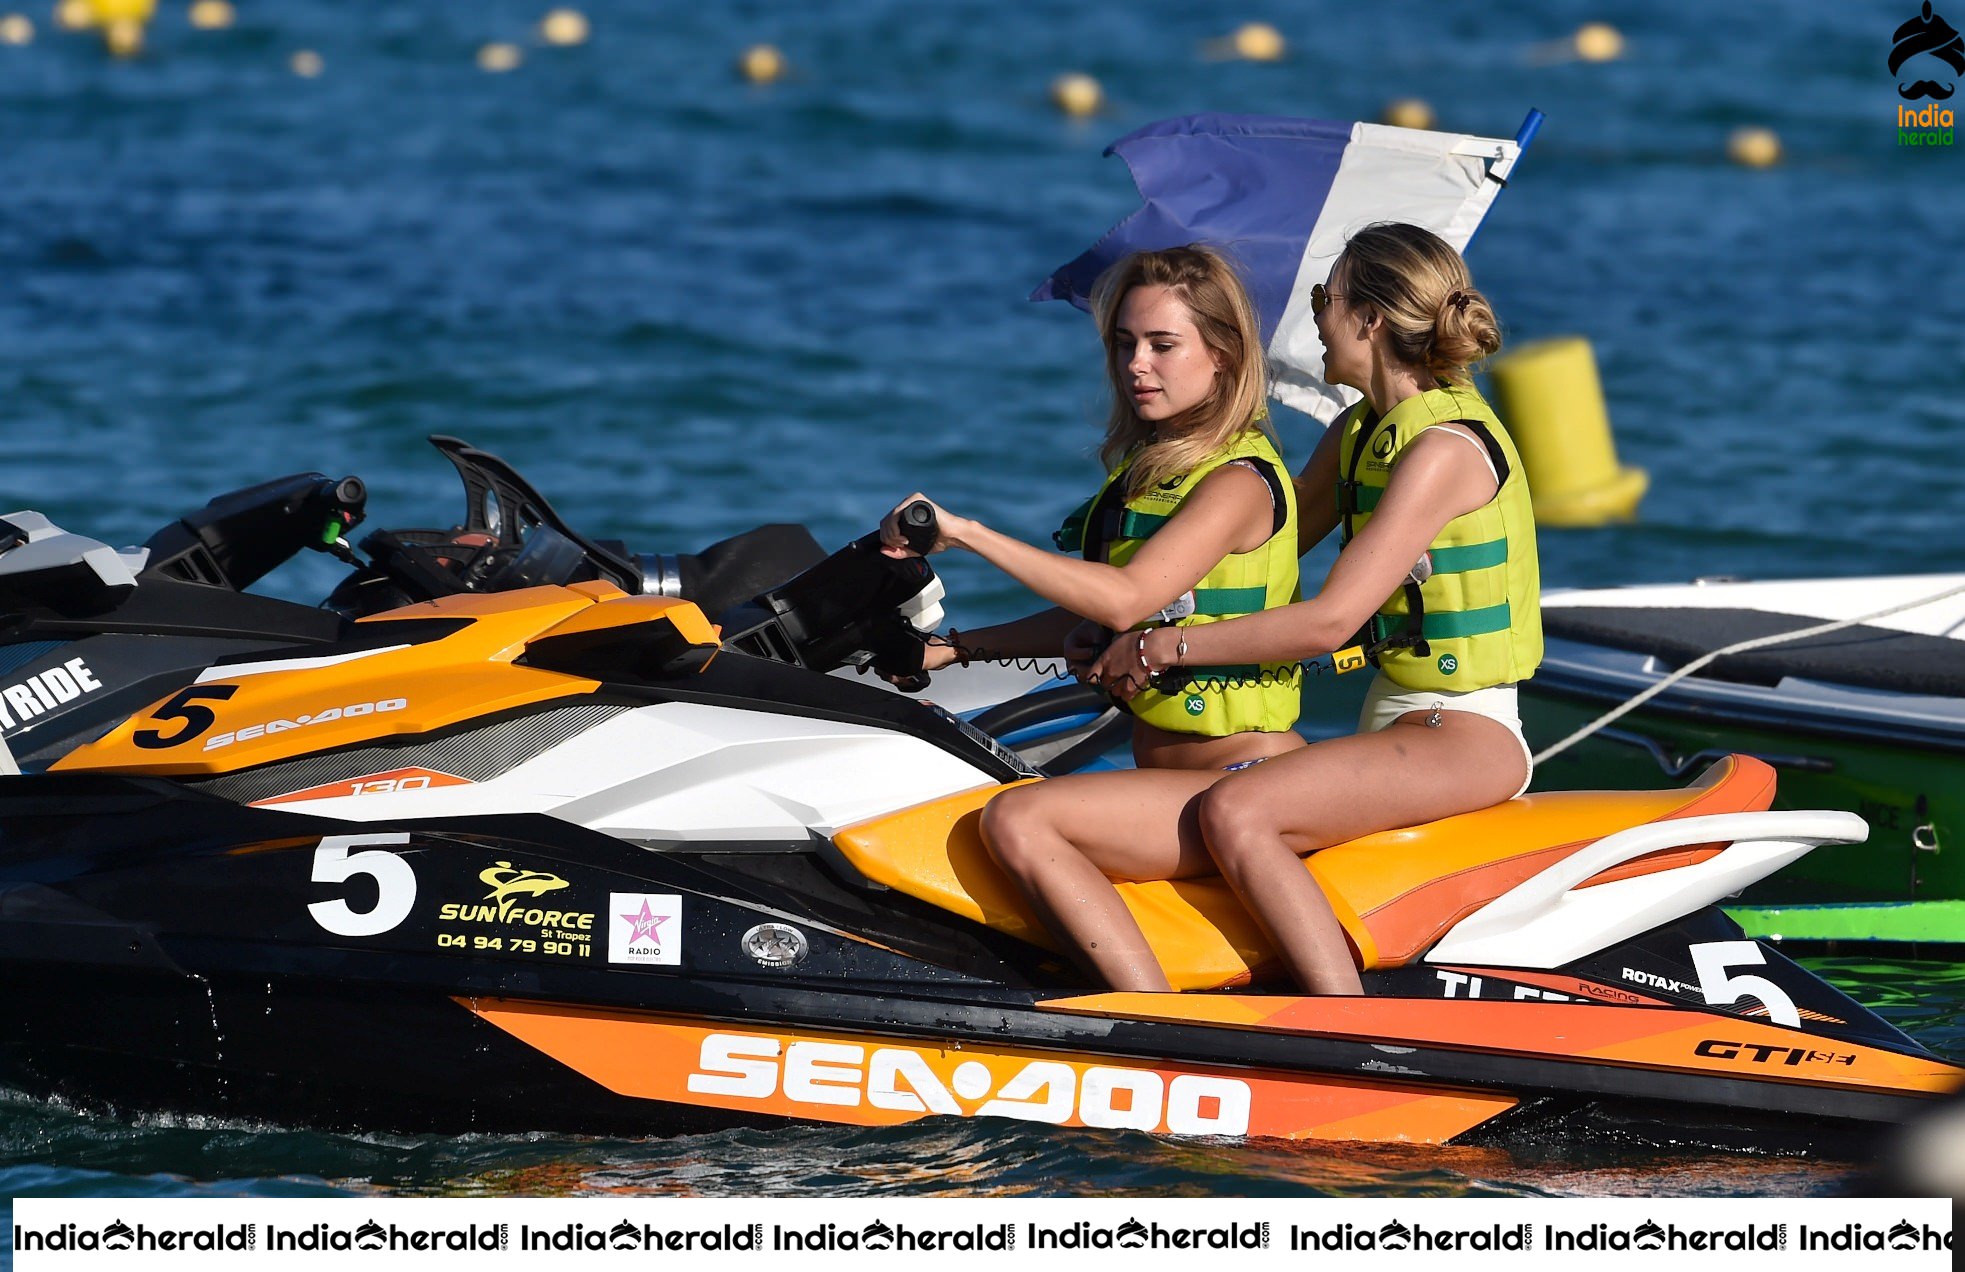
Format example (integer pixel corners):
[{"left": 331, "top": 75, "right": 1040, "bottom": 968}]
[
  {"left": 1573, "top": 21, "right": 1623, "bottom": 62},
  {"left": 1231, "top": 21, "right": 1285, "bottom": 61},
  {"left": 737, "top": 42, "right": 783, "bottom": 84},
  {"left": 477, "top": 41, "right": 522, "bottom": 73},
  {"left": 289, "top": 48, "right": 322, "bottom": 77},
  {"left": 101, "top": 13, "right": 140, "bottom": 55},
  {"left": 539, "top": 7, "right": 588, "bottom": 46},
  {"left": 84, "top": 0, "right": 149, "bottom": 21},
  {"left": 53, "top": 0, "right": 94, "bottom": 29},
  {"left": 188, "top": 0, "right": 232, "bottom": 30},
  {"left": 1050, "top": 71, "right": 1102, "bottom": 118},
  {"left": 1727, "top": 126, "right": 1782, "bottom": 168},
  {"left": 1488, "top": 337, "right": 1647, "bottom": 526},
  {"left": 0, "top": 13, "right": 33, "bottom": 44},
  {"left": 1381, "top": 97, "right": 1436, "bottom": 130}
]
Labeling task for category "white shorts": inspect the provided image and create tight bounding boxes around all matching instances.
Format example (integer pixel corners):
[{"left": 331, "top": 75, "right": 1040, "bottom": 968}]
[{"left": 1359, "top": 673, "right": 1533, "bottom": 798}]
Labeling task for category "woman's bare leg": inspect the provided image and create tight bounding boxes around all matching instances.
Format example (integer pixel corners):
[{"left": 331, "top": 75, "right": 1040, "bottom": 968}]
[
  {"left": 1195, "top": 711, "right": 1529, "bottom": 995},
  {"left": 981, "top": 768, "right": 1226, "bottom": 991}
]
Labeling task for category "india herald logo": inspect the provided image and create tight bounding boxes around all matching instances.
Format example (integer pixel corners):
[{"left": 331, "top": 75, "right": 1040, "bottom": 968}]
[{"left": 1893, "top": 2, "right": 1964, "bottom": 99}]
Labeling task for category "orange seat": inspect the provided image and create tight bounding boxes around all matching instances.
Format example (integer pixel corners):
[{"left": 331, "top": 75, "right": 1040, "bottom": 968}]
[{"left": 830, "top": 755, "right": 1776, "bottom": 990}]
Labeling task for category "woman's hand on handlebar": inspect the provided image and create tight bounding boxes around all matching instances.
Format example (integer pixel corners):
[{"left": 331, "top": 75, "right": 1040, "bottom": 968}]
[
  {"left": 1086, "top": 626, "right": 1180, "bottom": 700},
  {"left": 879, "top": 494, "right": 965, "bottom": 558},
  {"left": 920, "top": 632, "right": 966, "bottom": 673},
  {"left": 876, "top": 630, "right": 963, "bottom": 687},
  {"left": 1062, "top": 619, "right": 1107, "bottom": 683},
  {"left": 1087, "top": 629, "right": 1145, "bottom": 700}
]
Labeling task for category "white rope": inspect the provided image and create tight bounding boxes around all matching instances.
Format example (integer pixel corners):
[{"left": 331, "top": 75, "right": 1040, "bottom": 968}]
[{"left": 1533, "top": 578, "right": 1965, "bottom": 765}]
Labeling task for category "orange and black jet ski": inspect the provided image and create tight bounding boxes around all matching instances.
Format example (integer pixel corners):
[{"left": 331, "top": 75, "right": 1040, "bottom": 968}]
[{"left": 0, "top": 440, "right": 1957, "bottom": 1150}]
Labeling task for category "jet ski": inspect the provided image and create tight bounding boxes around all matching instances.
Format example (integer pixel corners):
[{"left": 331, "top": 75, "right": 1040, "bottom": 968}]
[
  {"left": 0, "top": 441, "right": 1957, "bottom": 1150},
  {"left": 1522, "top": 577, "right": 1965, "bottom": 950}
]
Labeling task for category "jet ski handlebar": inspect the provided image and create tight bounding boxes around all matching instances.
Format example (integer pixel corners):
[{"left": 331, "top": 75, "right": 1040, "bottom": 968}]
[
  {"left": 142, "top": 472, "right": 369, "bottom": 591},
  {"left": 896, "top": 500, "right": 938, "bottom": 556},
  {"left": 124, "top": 436, "right": 949, "bottom": 691}
]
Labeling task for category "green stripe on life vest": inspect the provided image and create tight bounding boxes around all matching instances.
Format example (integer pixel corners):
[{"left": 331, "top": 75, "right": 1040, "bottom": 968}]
[
  {"left": 1423, "top": 602, "right": 1512, "bottom": 640},
  {"left": 1119, "top": 510, "right": 1169, "bottom": 539},
  {"left": 1426, "top": 539, "right": 1507, "bottom": 573},
  {"left": 1191, "top": 585, "right": 1267, "bottom": 615},
  {"left": 1356, "top": 484, "right": 1383, "bottom": 512}
]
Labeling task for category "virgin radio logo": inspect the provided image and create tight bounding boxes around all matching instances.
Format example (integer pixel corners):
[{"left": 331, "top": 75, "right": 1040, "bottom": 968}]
[
  {"left": 609, "top": 893, "right": 682, "bottom": 965},
  {"left": 1894, "top": 3, "right": 1961, "bottom": 144}
]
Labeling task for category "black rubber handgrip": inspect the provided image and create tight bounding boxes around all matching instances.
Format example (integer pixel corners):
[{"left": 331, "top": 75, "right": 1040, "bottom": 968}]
[
  {"left": 333, "top": 476, "right": 367, "bottom": 509},
  {"left": 899, "top": 501, "right": 938, "bottom": 555}
]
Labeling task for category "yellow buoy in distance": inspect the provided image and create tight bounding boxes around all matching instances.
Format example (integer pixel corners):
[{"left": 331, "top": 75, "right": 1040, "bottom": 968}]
[
  {"left": 539, "top": 8, "right": 588, "bottom": 47},
  {"left": 1727, "top": 126, "right": 1782, "bottom": 168},
  {"left": 81, "top": 0, "right": 147, "bottom": 27},
  {"left": 53, "top": 0, "right": 94, "bottom": 29},
  {"left": 1231, "top": 21, "right": 1284, "bottom": 61},
  {"left": 85, "top": 0, "right": 146, "bottom": 20},
  {"left": 1488, "top": 336, "right": 1647, "bottom": 526},
  {"left": 738, "top": 42, "right": 783, "bottom": 84},
  {"left": 102, "top": 14, "right": 140, "bottom": 55},
  {"left": 188, "top": 0, "right": 233, "bottom": 30},
  {"left": 0, "top": 13, "right": 33, "bottom": 44},
  {"left": 1050, "top": 71, "right": 1102, "bottom": 118},
  {"left": 477, "top": 41, "right": 522, "bottom": 73},
  {"left": 1573, "top": 21, "right": 1623, "bottom": 62},
  {"left": 289, "top": 48, "right": 323, "bottom": 77},
  {"left": 1381, "top": 98, "right": 1436, "bottom": 130}
]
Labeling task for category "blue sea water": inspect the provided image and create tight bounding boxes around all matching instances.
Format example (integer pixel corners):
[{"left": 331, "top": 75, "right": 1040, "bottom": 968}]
[{"left": 2, "top": 0, "right": 1963, "bottom": 1213}]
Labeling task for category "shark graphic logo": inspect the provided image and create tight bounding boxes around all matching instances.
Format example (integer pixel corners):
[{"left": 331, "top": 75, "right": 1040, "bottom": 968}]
[
  {"left": 479, "top": 861, "right": 570, "bottom": 921},
  {"left": 1894, "top": 2, "right": 1965, "bottom": 99}
]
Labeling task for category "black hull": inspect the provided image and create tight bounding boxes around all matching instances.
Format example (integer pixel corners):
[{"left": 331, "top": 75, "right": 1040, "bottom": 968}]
[
  {"left": 0, "top": 779, "right": 1953, "bottom": 1151},
  {"left": 0, "top": 959, "right": 1935, "bottom": 1156}
]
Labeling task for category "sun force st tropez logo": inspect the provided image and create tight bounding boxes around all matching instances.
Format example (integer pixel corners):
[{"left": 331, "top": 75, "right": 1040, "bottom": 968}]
[{"left": 1894, "top": 3, "right": 1962, "bottom": 144}]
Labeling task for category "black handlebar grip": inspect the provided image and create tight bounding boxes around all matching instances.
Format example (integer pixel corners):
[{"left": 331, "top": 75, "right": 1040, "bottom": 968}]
[
  {"left": 899, "top": 501, "right": 938, "bottom": 555},
  {"left": 333, "top": 476, "right": 367, "bottom": 510}
]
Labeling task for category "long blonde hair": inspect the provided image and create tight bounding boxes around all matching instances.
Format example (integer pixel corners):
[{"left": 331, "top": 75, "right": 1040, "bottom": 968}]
[
  {"left": 1090, "top": 246, "right": 1269, "bottom": 496},
  {"left": 1333, "top": 222, "right": 1502, "bottom": 385}
]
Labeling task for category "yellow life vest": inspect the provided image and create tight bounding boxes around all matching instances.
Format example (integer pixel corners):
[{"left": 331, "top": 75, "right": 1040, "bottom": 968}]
[
  {"left": 1055, "top": 428, "right": 1301, "bottom": 735},
  {"left": 1335, "top": 383, "right": 1542, "bottom": 692}
]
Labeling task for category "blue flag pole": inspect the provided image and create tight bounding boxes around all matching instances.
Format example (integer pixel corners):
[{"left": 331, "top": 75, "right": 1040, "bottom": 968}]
[{"left": 1466, "top": 108, "right": 1544, "bottom": 254}]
